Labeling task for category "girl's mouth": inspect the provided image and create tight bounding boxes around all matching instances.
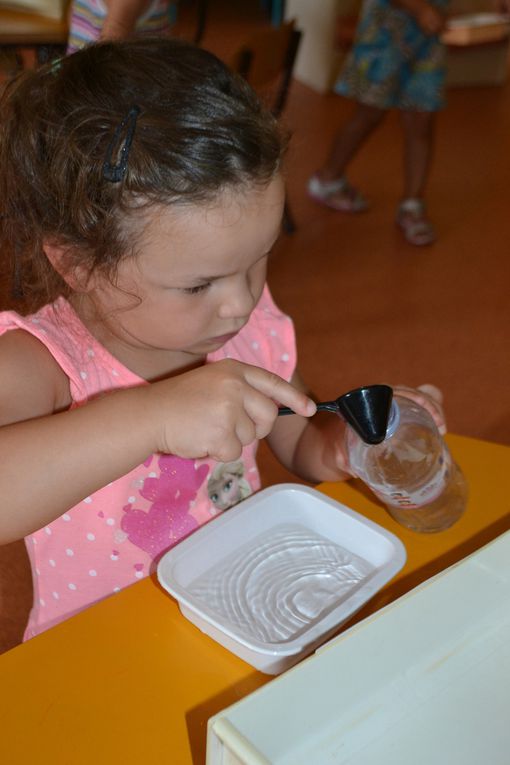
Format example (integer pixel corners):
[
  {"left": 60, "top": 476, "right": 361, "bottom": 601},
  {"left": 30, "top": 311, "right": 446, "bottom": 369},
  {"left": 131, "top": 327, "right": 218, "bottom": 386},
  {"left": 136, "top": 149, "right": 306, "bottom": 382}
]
[{"left": 207, "top": 331, "right": 239, "bottom": 345}]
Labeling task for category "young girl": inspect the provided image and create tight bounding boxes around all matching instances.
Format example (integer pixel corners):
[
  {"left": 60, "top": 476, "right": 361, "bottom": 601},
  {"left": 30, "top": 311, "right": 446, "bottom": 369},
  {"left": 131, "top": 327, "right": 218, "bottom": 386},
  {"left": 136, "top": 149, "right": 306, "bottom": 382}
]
[
  {"left": 66, "top": 0, "right": 174, "bottom": 53},
  {"left": 0, "top": 38, "right": 443, "bottom": 640},
  {"left": 308, "top": 0, "right": 448, "bottom": 246}
]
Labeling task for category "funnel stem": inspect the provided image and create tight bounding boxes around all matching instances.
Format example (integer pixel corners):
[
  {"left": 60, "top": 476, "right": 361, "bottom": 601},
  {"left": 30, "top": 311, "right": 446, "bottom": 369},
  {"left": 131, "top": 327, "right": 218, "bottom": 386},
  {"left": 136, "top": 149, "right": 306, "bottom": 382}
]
[{"left": 278, "top": 400, "right": 339, "bottom": 416}]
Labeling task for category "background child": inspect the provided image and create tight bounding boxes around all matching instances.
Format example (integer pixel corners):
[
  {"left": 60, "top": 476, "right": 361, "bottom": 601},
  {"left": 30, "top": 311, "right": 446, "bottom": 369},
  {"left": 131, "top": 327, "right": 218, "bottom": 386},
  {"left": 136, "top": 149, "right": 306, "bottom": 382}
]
[
  {"left": 67, "top": 0, "right": 174, "bottom": 53},
  {"left": 0, "top": 37, "right": 444, "bottom": 639},
  {"left": 308, "top": 0, "right": 448, "bottom": 246}
]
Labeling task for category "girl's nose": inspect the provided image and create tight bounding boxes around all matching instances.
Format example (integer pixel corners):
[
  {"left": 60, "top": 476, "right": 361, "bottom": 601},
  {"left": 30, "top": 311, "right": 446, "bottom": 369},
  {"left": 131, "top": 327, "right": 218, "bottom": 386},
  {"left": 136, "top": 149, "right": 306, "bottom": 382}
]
[{"left": 218, "top": 278, "right": 257, "bottom": 320}]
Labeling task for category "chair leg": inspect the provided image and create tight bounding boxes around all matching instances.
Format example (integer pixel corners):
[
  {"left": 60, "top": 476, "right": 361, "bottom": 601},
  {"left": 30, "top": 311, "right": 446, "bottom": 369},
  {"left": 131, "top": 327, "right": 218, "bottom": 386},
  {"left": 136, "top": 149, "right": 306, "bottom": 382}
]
[
  {"left": 194, "top": 0, "right": 208, "bottom": 43},
  {"left": 282, "top": 198, "right": 296, "bottom": 235}
]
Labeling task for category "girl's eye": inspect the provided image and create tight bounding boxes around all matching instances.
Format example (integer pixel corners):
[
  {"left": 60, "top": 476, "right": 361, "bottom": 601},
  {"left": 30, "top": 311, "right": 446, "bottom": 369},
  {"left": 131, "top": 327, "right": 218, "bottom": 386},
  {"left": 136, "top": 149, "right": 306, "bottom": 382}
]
[{"left": 183, "top": 283, "right": 210, "bottom": 295}]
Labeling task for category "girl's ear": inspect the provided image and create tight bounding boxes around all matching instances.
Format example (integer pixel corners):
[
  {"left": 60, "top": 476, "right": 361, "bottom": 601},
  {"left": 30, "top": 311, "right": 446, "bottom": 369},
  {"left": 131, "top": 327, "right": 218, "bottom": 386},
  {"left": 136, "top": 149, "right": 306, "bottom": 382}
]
[{"left": 43, "top": 241, "right": 96, "bottom": 293}]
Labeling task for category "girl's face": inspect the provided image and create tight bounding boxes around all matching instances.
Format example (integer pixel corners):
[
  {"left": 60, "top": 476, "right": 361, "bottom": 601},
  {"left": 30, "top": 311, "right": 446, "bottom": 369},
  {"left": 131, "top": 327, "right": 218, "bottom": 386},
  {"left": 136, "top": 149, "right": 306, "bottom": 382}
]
[{"left": 86, "top": 175, "right": 285, "bottom": 373}]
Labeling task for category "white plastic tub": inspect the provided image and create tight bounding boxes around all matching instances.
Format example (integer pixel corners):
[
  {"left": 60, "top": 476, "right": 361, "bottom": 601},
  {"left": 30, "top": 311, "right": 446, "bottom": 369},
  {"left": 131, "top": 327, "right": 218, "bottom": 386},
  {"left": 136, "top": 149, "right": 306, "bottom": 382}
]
[
  {"left": 206, "top": 530, "right": 510, "bottom": 764},
  {"left": 157, "top": 484, "right": 406, "bottom": 675}
]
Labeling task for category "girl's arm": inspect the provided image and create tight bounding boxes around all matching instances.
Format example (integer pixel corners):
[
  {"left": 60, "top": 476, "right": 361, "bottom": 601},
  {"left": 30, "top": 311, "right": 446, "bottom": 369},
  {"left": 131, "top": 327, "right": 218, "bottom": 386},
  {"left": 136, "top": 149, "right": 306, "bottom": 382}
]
[
  {"left": 266, "top": 370, "right": 351, "bottom": 484},
  {"left": 391, "top": 0, "right": 446, "bottom": 34},
  {"left": 0, "top": 333, "right": 315, "bottom": 544},
  {"left": 100, "top": 0, "right": 152, "bottom": 40}
]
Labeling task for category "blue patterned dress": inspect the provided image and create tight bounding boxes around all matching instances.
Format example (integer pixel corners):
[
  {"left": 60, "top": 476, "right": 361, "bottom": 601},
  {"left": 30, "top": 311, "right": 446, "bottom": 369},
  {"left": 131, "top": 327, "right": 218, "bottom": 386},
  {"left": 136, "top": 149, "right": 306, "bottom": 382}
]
[{"left": 336, "top": 0, "right": 449, "bottom": 111}]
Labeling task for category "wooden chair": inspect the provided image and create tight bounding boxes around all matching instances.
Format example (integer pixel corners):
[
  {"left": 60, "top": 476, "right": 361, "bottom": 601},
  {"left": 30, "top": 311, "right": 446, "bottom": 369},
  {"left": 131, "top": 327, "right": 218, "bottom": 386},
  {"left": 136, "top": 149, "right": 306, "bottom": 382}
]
[{"left": 230, "top": 19, "right": 303, "bottom": 234}]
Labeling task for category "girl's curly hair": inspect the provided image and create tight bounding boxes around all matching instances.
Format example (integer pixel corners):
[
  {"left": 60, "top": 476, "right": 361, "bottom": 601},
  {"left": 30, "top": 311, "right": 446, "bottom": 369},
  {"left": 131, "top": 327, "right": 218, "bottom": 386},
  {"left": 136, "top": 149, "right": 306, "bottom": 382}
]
[{"left": 0, "top": 37, "right": 286, "bottom": 311}]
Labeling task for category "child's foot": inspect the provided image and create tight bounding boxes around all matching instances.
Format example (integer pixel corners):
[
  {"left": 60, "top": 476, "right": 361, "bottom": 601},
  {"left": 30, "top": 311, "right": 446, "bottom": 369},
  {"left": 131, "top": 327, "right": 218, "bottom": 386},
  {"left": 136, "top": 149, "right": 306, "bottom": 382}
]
[
  {"left": 307, "top": 174, "right": 369, "bottom": 213},
  {"left": 396, "top": 199, "right": 436, "bottom": 246}
]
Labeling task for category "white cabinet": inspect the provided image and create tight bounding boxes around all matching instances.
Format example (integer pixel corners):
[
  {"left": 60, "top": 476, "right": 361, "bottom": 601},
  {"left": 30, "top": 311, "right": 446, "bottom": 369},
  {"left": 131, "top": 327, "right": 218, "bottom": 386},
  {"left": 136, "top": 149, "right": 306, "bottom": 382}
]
[
  {"left": 207, "top": 529, "right": 510, "bottom": 764},
  {"left": 284, "top": 0, "right": 350, "bottom": 92}
]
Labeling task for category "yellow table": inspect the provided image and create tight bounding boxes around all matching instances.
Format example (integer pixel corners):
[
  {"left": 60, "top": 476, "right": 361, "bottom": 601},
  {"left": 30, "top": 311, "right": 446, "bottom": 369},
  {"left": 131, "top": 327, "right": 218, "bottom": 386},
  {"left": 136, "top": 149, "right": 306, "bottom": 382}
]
[{"left": 1, "top": 434, "right": 509, "bottom": 764}]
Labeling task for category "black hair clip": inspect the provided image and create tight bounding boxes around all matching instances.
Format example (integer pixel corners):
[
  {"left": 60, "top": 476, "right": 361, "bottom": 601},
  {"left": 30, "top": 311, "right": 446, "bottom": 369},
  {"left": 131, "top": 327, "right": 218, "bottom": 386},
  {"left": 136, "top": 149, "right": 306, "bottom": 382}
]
[{"left": 102, "top": 105, "right": 141, "bottom": 183}]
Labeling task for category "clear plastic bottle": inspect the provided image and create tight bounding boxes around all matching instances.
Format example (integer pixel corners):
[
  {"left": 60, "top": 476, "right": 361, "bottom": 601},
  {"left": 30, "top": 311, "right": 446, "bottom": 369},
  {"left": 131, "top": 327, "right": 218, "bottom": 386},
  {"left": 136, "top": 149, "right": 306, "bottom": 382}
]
[{"left": 343, "top": 392, "right": 468, "bottom": 533}]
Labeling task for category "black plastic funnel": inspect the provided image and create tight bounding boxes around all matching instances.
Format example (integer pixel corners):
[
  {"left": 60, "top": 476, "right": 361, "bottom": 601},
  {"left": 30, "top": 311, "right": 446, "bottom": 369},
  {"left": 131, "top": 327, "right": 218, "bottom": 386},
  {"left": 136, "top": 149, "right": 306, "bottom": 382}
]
[
  {"left": 277, "top": 384, "right": 393, "bottom": 445},
  {"left": 336, "top": 385, "right": 393, "bottom": 445}
]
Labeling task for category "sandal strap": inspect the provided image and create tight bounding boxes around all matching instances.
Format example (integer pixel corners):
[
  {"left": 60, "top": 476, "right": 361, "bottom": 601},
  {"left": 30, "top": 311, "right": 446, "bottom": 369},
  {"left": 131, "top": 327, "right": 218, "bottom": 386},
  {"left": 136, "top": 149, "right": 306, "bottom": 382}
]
[
  {"left": 399, "top": 198, "right": 425, "bottom": 215},
  {"left": 308, "top": 175, "right": 348, "bottom": 197},
  {"left": 406, "top": 219, "right": 433, "bottom": 237},
  {"left": 397, "top": 208, "right": 435, "bottom": 245}
]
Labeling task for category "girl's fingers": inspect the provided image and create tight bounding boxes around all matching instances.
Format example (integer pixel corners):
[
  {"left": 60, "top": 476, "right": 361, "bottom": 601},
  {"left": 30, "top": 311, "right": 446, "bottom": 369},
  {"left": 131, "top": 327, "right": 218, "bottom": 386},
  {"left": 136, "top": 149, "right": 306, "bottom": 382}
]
[
  {"left": 234, "top": 411, "right": 257, "bottom": 449},
  {"left": 417, "top": 383, "right": 443, "bottom": 405},
  {"left": 243, "top": 365, "right": 316, "bottom": 418},
  {"left": 242, "top": 390, "right": 279, "bottom": 440},
  {"left": 395, "top": 384, "right": 447, "bottom": 435},
  {"left": 212, "top": 408, "right": 266, "bottom": 462},
  {"left": 206, "top": 409, "right": 258, "bottom": 463},
  {"left": 212, "top": 436, "right": 244, "bottom": 464}
]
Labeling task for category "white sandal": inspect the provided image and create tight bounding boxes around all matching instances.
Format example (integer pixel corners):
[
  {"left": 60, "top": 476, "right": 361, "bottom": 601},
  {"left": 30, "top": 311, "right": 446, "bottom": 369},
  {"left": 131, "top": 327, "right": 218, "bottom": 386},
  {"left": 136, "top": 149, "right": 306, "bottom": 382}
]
[
  {"left": 307, "top": 174, "right": 369, "bottom": 213},
  {"left": 396, "top": 199, "right": 436, "bottom": 246}
]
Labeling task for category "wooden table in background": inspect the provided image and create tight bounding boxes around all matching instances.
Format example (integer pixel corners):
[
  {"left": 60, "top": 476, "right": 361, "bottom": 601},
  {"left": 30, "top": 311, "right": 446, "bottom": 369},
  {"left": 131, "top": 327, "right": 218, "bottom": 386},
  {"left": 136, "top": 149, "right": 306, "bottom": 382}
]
[
  {"left": 0, "top": 8, "right": 68, "bottom": 46},
  {"left": 1, "top": 434, "right": 509, "bottom": 764}
]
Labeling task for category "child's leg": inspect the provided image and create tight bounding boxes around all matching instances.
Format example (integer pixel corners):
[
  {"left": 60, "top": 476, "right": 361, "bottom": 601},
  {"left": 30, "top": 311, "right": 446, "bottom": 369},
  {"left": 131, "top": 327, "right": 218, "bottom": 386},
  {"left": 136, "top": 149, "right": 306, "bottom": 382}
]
[
  {"left": 395, "top": 27, "right": 444, "bottom": 246},
  {"left": 308, "top": 102, "right": 385, "bottom": 213},
  {"left": 400, "top": 110, "right": 435, "bottom": 201},
  {"left": 397, "top": 110, "right": 436, "bottom": 246},
  {"left": 319, "top": 102, "right": 386, "bottom": 183}
]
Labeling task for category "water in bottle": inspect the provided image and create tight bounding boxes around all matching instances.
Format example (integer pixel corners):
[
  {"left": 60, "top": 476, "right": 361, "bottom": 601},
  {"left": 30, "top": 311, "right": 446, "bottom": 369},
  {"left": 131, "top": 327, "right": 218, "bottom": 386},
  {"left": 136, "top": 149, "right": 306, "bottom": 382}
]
[{"left": 338, "top": 385, "right": 468, "bottom": 533}]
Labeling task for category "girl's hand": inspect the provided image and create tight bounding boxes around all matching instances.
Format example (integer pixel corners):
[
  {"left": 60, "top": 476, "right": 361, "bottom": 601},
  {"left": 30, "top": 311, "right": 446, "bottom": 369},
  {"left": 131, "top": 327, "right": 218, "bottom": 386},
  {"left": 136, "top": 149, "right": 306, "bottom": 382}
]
[
  {"left": 147, "top": 359, "right": 317, "bottom": 463},
  {"left": 393, "top": 383, "right": 446, "bottom": 435},
  {"left": 100, "top": 0, "right": 151, "bottom": 40},
  {"left": 417, "top": 4, "right": 446, "bottom": 35}
]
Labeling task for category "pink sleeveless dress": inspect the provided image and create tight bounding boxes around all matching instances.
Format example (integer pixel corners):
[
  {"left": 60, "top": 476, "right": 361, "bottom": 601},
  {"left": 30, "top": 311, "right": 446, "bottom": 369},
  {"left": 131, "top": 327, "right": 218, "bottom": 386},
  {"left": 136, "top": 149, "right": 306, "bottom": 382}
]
[{"left": 0, "top": 285, "right": 296, "bottom": 639}]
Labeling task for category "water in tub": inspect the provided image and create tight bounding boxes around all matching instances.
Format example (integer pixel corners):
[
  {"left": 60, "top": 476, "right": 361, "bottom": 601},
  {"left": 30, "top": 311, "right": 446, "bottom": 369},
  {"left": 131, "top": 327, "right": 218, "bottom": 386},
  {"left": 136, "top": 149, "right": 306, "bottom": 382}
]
[{"left": 187, "top": 523, "right": 375, "bottom": 644}]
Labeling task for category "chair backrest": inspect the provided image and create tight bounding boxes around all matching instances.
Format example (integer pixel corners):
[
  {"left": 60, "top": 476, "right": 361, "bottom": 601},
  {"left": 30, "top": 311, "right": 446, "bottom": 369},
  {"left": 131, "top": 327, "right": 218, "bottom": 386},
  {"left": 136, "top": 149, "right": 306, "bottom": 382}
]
[{"left": 230, "top": 19, "right": 302, "bottom": 117}]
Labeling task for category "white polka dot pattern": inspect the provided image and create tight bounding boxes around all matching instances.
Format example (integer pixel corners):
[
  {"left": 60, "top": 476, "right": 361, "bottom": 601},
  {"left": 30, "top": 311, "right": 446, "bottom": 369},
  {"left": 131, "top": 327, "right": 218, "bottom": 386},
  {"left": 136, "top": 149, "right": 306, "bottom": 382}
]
[{"left": 0, "top": 286, "right": 295, "bottom": 640}]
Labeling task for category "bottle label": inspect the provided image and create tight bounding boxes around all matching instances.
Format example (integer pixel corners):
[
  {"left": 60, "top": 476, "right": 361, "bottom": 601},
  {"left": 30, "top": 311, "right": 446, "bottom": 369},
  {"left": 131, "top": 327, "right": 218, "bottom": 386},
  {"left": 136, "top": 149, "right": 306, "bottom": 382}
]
[{"left": 372, "top": 453, "right": 450, "bottom": 510}]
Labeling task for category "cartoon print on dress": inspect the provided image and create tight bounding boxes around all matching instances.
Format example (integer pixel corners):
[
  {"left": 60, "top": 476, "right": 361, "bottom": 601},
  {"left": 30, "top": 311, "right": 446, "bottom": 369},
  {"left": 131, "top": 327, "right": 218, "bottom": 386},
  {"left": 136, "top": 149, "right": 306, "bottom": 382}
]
[
  {"left": 207, "top": 461, "right": 252, "bottom": 512},
  {"left": 121, "top": 454, "right": 209, "bottom": 556}
]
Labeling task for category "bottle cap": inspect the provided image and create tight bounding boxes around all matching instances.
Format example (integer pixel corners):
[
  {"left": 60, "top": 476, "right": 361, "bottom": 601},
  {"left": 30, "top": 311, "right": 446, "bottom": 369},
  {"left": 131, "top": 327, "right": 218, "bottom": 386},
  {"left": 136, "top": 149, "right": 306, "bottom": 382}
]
[{"left": 337, "top": 385, "right": 393, "bottom": 445}]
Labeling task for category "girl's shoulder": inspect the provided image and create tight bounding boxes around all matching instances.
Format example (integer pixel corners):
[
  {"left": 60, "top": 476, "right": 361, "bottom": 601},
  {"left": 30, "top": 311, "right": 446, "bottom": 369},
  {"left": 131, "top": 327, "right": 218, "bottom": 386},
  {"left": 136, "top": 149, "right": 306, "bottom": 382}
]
[
  {"left": 0, "top": 297, "right": 141, "bottom": 405},
  {"left": 0, "top": 298, "right": 87, "bottom": 376},
  {"left": 0, "top": 305, "right": 72, "bottom": 422}
]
